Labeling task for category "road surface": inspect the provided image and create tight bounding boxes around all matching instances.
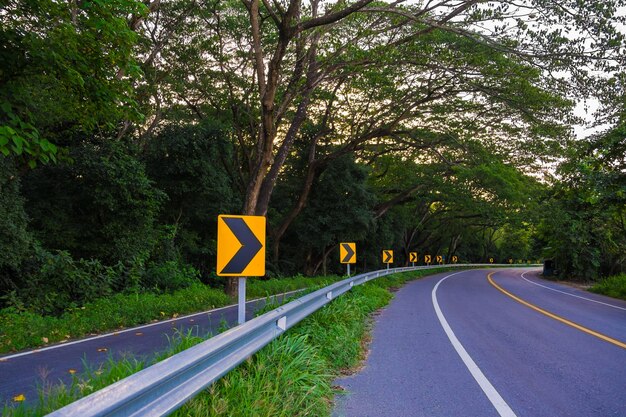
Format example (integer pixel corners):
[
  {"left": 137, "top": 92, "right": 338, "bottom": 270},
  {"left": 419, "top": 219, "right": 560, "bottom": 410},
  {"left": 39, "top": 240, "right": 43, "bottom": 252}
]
[
  {"left": 334, "top": 268, "right": 626, "bottom": 417},
  {"left": 0, "top": 291, "right": 300, "bottom": 406}
]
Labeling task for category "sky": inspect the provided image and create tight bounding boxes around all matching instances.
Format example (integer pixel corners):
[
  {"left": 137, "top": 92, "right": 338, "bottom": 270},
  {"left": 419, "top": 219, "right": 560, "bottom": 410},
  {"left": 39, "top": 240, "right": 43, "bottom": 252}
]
[{"left": 573, "top": 99, "right": 606, "bottom": 139}]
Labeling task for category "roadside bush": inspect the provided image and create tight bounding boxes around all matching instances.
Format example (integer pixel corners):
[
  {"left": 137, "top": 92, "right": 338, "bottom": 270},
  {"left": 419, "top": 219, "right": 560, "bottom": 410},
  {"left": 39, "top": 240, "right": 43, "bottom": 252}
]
[
  {"left": 21, "top": 140, "right": 165, "bottom": 266},
  {"left": 6, "top": 248, "right": 117, "bottom": 315},
  {"left": 142, "top": 261, "right": 201, "bottom": 292},
  {"left": 247, "top": 275, "right": 341, "bottom": 298},
  {"left": 589, "top": 274, "right": 626, "bottom": 301},
  {"left": 0, "top": 157, "right": 34, "bottom": 304},
  {"left": 144, "top": 121, "right": 240, "bottom": 276}
]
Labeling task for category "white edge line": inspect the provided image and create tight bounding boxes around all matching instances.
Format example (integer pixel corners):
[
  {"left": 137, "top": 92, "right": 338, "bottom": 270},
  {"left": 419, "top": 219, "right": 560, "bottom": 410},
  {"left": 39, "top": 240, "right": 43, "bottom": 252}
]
[
  {"left": 520, "top": 271, "right": 626, "bottom": 311},
  {"left": 0, "top": 289, "right": 304, "bottom": 361},
  {"left": 432, "top": 271, "right": 517, "bottom": 417}
]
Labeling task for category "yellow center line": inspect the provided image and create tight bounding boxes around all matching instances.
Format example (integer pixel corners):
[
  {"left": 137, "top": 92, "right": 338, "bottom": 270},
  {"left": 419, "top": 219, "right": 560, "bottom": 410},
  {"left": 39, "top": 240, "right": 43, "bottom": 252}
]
[{"left": 487, "top": 272, "right": 626, "bottom": 350}]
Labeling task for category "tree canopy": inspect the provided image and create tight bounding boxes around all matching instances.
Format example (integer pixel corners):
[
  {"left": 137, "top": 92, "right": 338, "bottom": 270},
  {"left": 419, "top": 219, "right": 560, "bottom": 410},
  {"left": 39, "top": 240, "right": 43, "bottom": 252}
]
[{"left": 1, "top": 0, "right": 625, "bottom": 306}]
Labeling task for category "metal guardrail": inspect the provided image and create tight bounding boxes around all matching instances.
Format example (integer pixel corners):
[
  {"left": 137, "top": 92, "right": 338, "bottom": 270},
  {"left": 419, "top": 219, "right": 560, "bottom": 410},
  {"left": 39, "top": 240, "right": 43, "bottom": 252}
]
[{"left": 47, "top": 264, "right": 518, "bottom": 417}]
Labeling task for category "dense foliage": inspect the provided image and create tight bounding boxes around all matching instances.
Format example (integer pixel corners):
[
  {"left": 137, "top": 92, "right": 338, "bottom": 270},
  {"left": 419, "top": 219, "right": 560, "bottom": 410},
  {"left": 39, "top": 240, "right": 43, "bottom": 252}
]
[
  {"left": 1, "top": 0, "right": 625, "bottom": 313},
  {"left": 537, "top": 119, "right": 626, "bottom": 280}
]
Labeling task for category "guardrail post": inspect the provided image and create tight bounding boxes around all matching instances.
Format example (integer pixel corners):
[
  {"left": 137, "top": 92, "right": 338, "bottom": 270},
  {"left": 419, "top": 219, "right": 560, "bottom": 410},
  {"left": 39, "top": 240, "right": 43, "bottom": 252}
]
[
  {"left": 277, "top": 316, "right": 287, "bottom": 331},
  {"left": 238, "top": 277, "right": 246, "bottom": 325}
]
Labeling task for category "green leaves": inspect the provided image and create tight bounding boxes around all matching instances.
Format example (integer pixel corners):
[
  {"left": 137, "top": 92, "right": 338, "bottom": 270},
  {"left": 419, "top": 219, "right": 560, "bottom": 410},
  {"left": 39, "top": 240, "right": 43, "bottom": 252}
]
[
  {"left": 0, "top": 102, "right": 59, "bottom": 167},
  {"left": 0, "top": 0, "right": 146, "bottom": 168},
  {"left": 22, "top": 139, "right": 165, "bottom": 265},
  {"left": 538, "top": 120, "right": 626, "bottom": 280}
]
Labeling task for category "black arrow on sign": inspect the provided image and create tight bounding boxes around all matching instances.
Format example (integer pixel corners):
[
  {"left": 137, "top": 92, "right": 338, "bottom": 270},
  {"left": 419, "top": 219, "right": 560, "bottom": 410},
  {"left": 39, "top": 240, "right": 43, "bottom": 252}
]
[
  {"left": 341, "top": 244, "right": 355, "bottom": 263},
  {"left": 410, "top": 253, "right": 417, "bottom": 262},
  {"left": 383, "top": 250, "right": 393, "bottom": 263},
  {"left": 220, "top": 217, "right": 263, "bottom": 274}
]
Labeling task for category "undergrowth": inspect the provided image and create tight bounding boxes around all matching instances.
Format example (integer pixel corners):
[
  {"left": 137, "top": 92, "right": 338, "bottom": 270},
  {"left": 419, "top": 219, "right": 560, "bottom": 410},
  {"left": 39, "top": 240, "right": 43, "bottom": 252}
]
[{"left": 589, "top": 274, "right": 626, "bottom": 301}]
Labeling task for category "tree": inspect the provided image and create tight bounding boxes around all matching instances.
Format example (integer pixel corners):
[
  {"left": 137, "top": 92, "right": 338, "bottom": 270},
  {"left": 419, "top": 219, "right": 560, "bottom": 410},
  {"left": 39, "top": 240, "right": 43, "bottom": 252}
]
[
  {"left": 22, "top": 140, "right": 164, "bottom": 265},
  {"left": 144, "top": 120, "right": 241, "bottom": 276},
  {"left": 134, "top": 0, "right": 623, "bottom": 293},
  {"left": 538, "top": 117, "right": 626, "bottom": 280},
  {"left": 236, "top": 0, "right": 624, "bottom": 217},
  {"left": 0, "top": 0, "right": 150, "bottom": 168},
  {"left": 274, "top": 153, "right": 376, "bottom": 275},
  {"left": 365, "top": 136, "right": 542, "bottom": 265},
  {"left": 0, "top": 157, "right": 32, "bottom": 294}
]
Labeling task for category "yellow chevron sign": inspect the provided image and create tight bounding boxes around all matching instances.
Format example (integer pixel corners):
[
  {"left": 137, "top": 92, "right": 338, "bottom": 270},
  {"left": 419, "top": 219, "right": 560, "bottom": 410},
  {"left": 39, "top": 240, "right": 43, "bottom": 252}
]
[
  {"left": 409, "top": 252, "right": 418, "bottom": 263},
  {"left": 340, "top": 243, "right": 356, "bottom": 264},
  {"left": 217, "top": 215, "right": 265, "bottom": 277}
]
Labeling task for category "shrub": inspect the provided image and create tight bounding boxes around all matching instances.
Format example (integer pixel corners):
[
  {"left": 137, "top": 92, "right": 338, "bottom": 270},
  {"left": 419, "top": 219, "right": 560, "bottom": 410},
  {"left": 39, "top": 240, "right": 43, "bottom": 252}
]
[
  {"left": 142, "top": 261, "right": 201, "bottom": 292},
  {"left": 589, "top": 274, "right": 626, "bottom": 301},
  {"left": 22, "top": 140, "right": 165, "bottom": 265},
  {"left": 7, "top": 248, "right": 116, "bottom": 315}
]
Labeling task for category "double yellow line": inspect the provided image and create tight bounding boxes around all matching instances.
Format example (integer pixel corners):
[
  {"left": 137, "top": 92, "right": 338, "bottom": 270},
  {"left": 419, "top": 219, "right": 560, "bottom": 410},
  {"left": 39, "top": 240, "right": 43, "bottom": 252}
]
[{"left": 487, "top": 272, "right": 626, "bottom": 350}]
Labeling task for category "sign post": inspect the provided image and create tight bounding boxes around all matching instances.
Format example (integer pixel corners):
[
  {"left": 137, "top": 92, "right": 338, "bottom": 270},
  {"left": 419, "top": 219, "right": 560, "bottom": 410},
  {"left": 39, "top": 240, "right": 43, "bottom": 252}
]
[
  {"left": 383, "top": 250, "right": 393, "bottom": 270},
  {"left": 425, "top": 254, "right": 431, "bottom": 266},
  {"left": 436, "top": 255, "right": 443, "bottom": 265},
  {"left": 217, "top": 215, "right": 265, "bottom": 325},
  {"left": 489, "top": 257, "right": 494, "bottom": 264},
  {"left": 340, "top": 243, "right": 356, "bottom": 276},
  {"left": 409, "top": 252, "right": 418, "bottom": 267},
  {"left": 452, "top": 255, "right": 458, "bottom": 263}
]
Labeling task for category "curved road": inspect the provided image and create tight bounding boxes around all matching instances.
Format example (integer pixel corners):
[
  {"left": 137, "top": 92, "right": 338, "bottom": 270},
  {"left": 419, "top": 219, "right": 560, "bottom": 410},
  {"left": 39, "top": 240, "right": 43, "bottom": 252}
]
[
  {"left": 0, "top": 291, "right": 300, "bottom": 406},
  {"left": 334, "top": 268, "right": 626, "bottom": 417}
]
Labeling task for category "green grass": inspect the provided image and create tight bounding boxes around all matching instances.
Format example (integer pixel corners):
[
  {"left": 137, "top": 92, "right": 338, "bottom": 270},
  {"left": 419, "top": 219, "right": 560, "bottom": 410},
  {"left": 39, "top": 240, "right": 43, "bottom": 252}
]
[
  {"left": 589, "top": 274, "right": 626, "bottom": 301},
  {"left": 0, "top": 275, "right": 343, "bottom": 354},
  {"left": 3, "top": 267, "right": 453, "bottom": 416},
  {"left": 2, "top": 329, "right": 207, "bottom": 416},
  {"left": 0, "top": 284, "right": 229, "bottom": 354}
]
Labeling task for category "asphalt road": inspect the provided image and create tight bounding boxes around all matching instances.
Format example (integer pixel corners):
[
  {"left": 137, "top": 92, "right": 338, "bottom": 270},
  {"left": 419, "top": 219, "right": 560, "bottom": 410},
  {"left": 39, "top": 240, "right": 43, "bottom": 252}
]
[
  {"left": 334, "top": 268, "right": 626, "bottom": 417},
  {"left": 0, "top": 291, "right": 300, "bottom": 406}
]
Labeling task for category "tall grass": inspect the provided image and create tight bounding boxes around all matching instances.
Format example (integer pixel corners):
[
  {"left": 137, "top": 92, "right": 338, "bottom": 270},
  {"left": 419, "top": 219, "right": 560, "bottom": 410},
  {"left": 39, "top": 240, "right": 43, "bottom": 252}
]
[
  {"left": 2, "top": 329, "right": 206, "bottom": 416},
  {"left": 589, "top": 274, "right": 626, "bottom": 301},
  {"left": 0, "top": 284, "right": 229, "bottom": 353}
]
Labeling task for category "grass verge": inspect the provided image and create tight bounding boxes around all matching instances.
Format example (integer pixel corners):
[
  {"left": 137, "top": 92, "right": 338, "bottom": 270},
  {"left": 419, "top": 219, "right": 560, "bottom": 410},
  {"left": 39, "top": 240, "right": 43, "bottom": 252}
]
[
  {"left": 588, "top": 274, "right": 626, "bottom": 301},
  {"left": 3, "top": 267, "right": 453, "bottom": 416},
  {"left": 0, "top": 275, "right": 341, "bottom": 354},
  {"left": 2, "top": 329, "right": 207, "bottom": 416}
]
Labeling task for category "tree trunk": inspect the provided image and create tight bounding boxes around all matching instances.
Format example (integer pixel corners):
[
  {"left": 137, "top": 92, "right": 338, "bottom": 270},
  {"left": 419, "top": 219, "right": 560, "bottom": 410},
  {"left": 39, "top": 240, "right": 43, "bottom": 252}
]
[
  {"left": 271, "top": 159, "right": 321, "bottom": 261},
  {"left": 225, "top": 277, "right": 238, "bottom": 300}
]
